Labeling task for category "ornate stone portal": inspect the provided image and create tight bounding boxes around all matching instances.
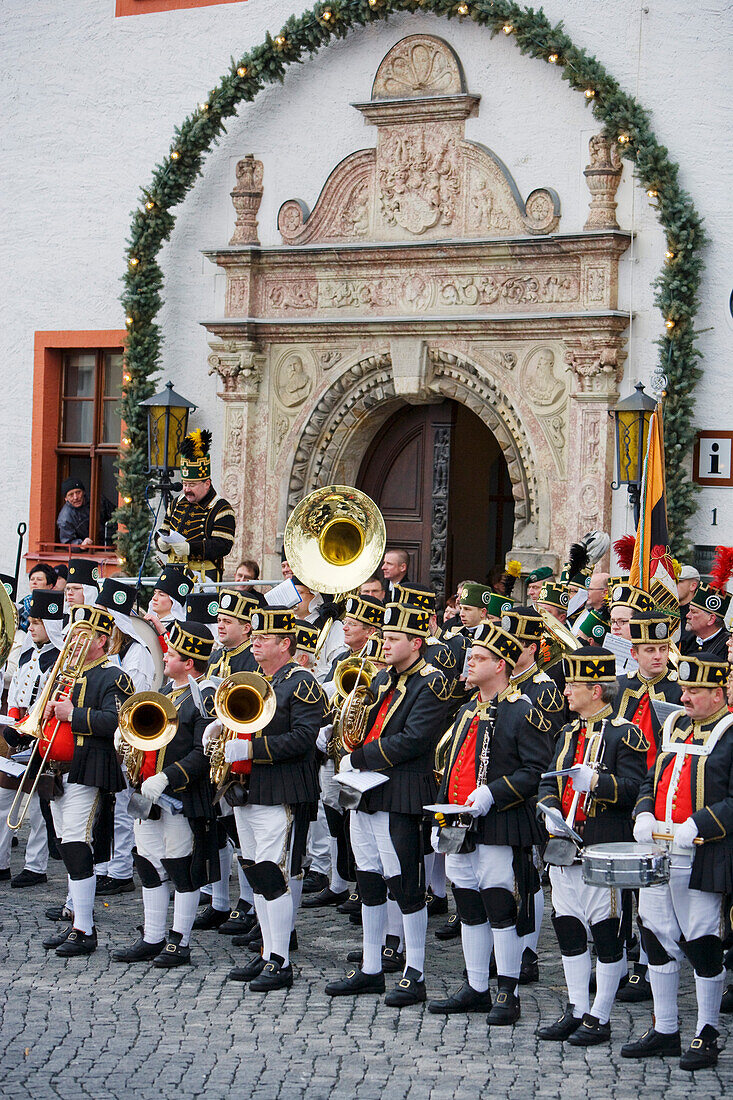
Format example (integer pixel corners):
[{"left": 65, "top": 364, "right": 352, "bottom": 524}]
[{"left": 203, "top": 35, "right": 630, "bottom": 578}]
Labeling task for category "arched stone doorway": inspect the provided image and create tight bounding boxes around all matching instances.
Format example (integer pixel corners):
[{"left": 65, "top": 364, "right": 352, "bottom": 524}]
[{"left": 356, "top": 400, "right": 514, "bottom": 598}]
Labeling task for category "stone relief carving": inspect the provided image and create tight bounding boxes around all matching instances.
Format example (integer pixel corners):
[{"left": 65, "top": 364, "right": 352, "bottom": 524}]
[
  {"left": 564, "top": 337, "right": 626, "bottom": 395},
  {"left": 378, "top": 131, "right": 460, "bottom": 235},
  {"left": 207, "top": 341, "right": 264, "bottom": 400},
  {"left": 275, "top": 353, "right": 313, "bottom": 408},
  {"left": 319, "top": 350, "right": 343, "bottom": 369},
  {"left": 430, "top": 425, "right": 451, "bottom": 598},
  {"left": 584, "top": 134, "right": 623, "bottom": 231},
  {"left": 267, "top": 280, "right": 319, "bottom": 311},
  {"left": 274, "top": 413, "right": 291, "bottom": 451},
  {"left": 521, "top": 347, "right": 565, "bottom": 408},
  {"left": 229, "top": 154, "right": 264, "bottom": 245},
  {"left": 371, "top": 35, "right": 465, "bottom": 98}
]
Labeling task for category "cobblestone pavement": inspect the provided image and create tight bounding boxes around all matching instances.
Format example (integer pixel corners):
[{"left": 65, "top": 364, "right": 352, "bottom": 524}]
[{"left": 0, "top": 854, "right": 728, "bottom": 1100}]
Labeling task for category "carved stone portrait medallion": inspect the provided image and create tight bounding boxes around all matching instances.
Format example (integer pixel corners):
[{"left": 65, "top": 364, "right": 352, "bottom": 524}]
[
  {"left": 276, "top": 352, "right": 313, "bottom": 408},
  {"left": 521, "top": 347, "right": 564, "bottom": 407}
]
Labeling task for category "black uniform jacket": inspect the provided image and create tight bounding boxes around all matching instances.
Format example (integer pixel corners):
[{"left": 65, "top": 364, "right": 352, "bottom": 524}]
[
  {"left": 635, "top": 705, "right": 733, "bottom": 893},
  {"left": 437, "top": 688, "right": 552, "bottom": 847},
  {"left": 248, "top": 661, "right": 325, "bottom": 807},
  {"left": 537, "top": 704, "right": 648, "bottom": 846},
  {"left": 156, "top": 680, "right": 217, "bottom": 820},
  {"left": 157, "top": 485, "right": 235, "bottom": 577},
  {"left": 68, "top": 659, "right": 133, "bottom": 792},
  {"left": 679, "top": 627, "right": 730, "bottom": 661},
  {"left": 615, "top": 669, "right": 682, "bottom": 757},
  {"left": 350, "top": 657, "right": 453, "bottom": 816},
  {"left": 511, "top": 662, "right": 566, "bottom": 743},
  {"left": 207, "top": 640, "right": 258, "bottom": 678}
]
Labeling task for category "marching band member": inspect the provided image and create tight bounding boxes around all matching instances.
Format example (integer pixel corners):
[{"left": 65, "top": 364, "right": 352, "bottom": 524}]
[
  {"left": 143, "top": 566, "right": 193, "bottom": 645},
  {"left": 325, "top": 602, "right": 452, "bottom": 1007},
  {"left": 428, "top": 622, "right": 551, "bottom": 1021},
  {"left": 623, "top": 653, "right": 733, "bottom": 1070},
  {"left": 679, "top": 583, "right": 730, "bottom": 660},
  {"left": 112, "top": 621, "right": 219, "bottom": 967},
  {"left": 536, "top": 648, "right": 648, "bottom": 1044},
  {"left": 63, "top": 558, "right": 100, "bottom": 612},
  {"left": 207, "top": 588, "right": 265, "bottom": 677},
  {"left": 42, "top": 606, "right": 134, "bottom": 957}
]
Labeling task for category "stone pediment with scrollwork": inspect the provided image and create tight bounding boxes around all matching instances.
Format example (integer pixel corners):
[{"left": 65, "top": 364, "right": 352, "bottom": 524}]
[{"left": 277, "top": 34, "right": 559, "bottom": 246}]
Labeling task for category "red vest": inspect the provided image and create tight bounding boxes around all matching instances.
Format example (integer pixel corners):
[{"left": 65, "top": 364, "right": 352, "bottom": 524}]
[
  {"left": 654, "top": 734, "right": 694, "bottom": 823},
  {"left": 561, "top": 728, "right": 588, "bottom": 824},
  {"left": 448, "top": 716, "right": 479, "bottom": 805}
]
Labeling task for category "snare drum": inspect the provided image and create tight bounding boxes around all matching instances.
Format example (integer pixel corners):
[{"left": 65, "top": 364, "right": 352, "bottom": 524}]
[{"left": 581, "top": 842, "right": 669, "bottom": 888}]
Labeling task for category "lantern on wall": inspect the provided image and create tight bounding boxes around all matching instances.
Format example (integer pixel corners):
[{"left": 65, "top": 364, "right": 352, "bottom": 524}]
[
  {"left": 610, "top": 382, "right": 656, "bottom": 525},
  {"left": 140, "top": 382, "right": 196, "bottom": 500}
]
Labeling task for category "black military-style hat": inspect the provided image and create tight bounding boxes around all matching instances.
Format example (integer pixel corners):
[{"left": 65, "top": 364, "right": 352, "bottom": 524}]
[
  {"left": 537, "top": 582, "right": 569, "bottom": 611},
  {"left": 67, "top": 559, "right": 101, "bottom": 589},
  {"left": 363, "top": 635, "right": 386, "bottom": 663},
  {"left": 185, "top": 592, "right": 220, "bottom": 625},
  {"left": 628, "top": 611, "right": 672, "bottom": 646},
  {"left": 394, "top": 582, "right": 435, "bottom": 614},
  {"left": 344, "top": 594, "right": 384, "bottom": 628},
  {"left": 609, "top": 583, "right": 654, "bottom": 613},
  {"left": 167, "top": 620, "right": 215, "bottom": 661},
  {"left": 250, "top": 607, "right": 296, "bottom": 635},
  {"left": 154, "top": 566, "right": 194, "bottom": 604},
  {"left": 382, "top": 602, "right": 430, "bottom": 638},
  {"left": 96, "top": 578, "right": 136, "bottom": 617},
  {"left": 471, "top": 622, "right": 522, "bottom": 669},
  {"left": 27, "top": 590, "right": 64, "bottom": 620},
  {"left": 70, "top": 604, "right": 115, "bottom": 637},
  {"left": 563, "top": 646, "right": 616, "bottom": 683},
  {"left": 217, "top": 588, "right": 265, "bottom": 622},
  {"left": 676, "top": 653, "right": 728, "bottom": 688},
  {"left": 689, "top": 582, "right": 731, "bottom": 620},
  {"left": 499, "top": 604, "right": 544, "bottom": 642},
  {"left": 0, "top": 572, "right": 16, "bottom": 600},
  {"left": 294, "top": 619, "right": 319, "bottom": 654}
]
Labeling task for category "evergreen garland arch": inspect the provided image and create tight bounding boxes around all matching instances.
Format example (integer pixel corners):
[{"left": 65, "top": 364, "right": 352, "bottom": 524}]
[{"left": 119, "top": 0, "right": 706, "bottom": 572}]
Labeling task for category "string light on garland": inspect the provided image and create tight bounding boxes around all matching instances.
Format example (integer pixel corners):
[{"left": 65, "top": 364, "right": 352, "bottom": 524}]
[
  {"left": 170, "top": 150, "right": 180, "bottom": 160},
  {"left": 584, "top": 88, "right": 595, "bottom": 99},
  {"left": 129, "top": 257, "right": 139, "bottom": 267},
  {"left": 618, "top": 133, "right": 630, "bottom": 144},
  {"left": 237, "top": 66, "right": 248, "bottom": 77},
  {"left": 503, "top": 24, "right": 513, "bottom": 34},
  {"left": 647, "top": 188, "right": 659, "bottom": 199},
  {"left": 274, "top": 35, "right": 287, "bottom": 49},
  {"left": 547, "top": 53, "right": 559, "bottom": 63},
  {"left": 368, "top": 0, "right": 379, "bottom": 7},
  {"left": 457, "top": 3, "right": 469, "bottom": 14},
  {"left": 320, "top": 7, "right": 333, "bottom": 21},
  {"left": 145, "top": 200, "right": 155, "bottom": 210},
  {"left": 665, "top": 318, "right": 676, "bottom": 330},
  {"left": 125, "top": 316, "right": 134, "bottom": 327},
  {"left": 198, "top": 102, "right": 209, "bottom": 111},
  {"left": 665, "top": 248, "right": 675, "bottom": 260}
]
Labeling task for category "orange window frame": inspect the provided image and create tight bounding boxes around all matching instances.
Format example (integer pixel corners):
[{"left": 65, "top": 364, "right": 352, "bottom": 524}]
[{"left": 116, "top": 0, "right": 246, "bottom": 15}]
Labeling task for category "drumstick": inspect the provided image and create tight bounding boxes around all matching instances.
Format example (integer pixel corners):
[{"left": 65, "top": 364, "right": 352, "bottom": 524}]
[{"left": 651, "top": 831, "right": 704, "bottom": 846}]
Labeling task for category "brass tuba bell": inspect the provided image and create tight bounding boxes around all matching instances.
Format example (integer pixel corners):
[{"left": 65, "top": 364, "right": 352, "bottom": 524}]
[
  {"left": 118, "top": 691, "right": 179, "bottom": 787},
  {"left": 537, "top": 607, "right": 581, "bottom": 670},
  {"left": 208, "top": 672, "right": 277, "bottom": 786}
]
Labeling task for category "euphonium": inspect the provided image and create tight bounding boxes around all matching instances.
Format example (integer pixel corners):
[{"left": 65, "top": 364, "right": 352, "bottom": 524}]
[
  {"left": 332, "top": 654, "right": 377, "bottom": 755},
  {"left": 118, "top": 692, "right": 178, "bottom": 787},
  {"left": 207, "top": 672, "right": 277, "bottom": 786},
  {"left": 537, "top": 607, "right": 580, "bottom": 671}
]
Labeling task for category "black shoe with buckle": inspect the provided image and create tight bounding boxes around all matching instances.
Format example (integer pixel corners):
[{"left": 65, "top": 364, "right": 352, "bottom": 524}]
[
  {"left": 616, "top": 966, "right": 652, "bottom": 1003},
  {"left": 426, "top": 893, "right": 449, "bottom": 917},
  {"left": 679, "top": 1025, "right": 720, "bottom": 1071},
  {"left": 435, "top": 913, "right": 460, "bottom": 941},
  {"left": 112, "top": 926, "right": 166, "bottom": 962},
  {"left": 519, "top": 947, "right": 539, "bottom": 985},
  {"left": 345, "top": 938, "right": 403, "bottom": 973},
  {"left": 325, "top": 968, "right": 385, "bottom": 997},
  {"left": 152, "top": 932, "right": 191, "bottom": 968},
  {"left": 11, "top": 869, "right": 48, "bottom": 888},
  {"left": 55, "top": 927, "right": 98, "bottom": 957},
  {"left": 567, "top": 1013, "right": 611, "bottom": 1046},
  {"left": 537, "top": 1004, "right": 582, "bottom": 1041},
  {"left": 302, "top": 886, "right": 350, "bottom": 909},
  {"left": 486, "top": 982, "right": 520, "bottom": 1026},
  {"left": 621, "top": 1028, "right": 682, "bottom": 1059},
  {"left": 193, "top": 904, "right": 231, "bottom": 930},
  {"left": 337, "top": 891, "right": 361, "bottom": 915},
  {"left": 384, "top": 967, "right": 426, "bottom": 1008},
  {"left": 249, "top": 955, "right": 293, "bottom": 992},
  {"left": 721, "top": 983, "right": 733, "bottom": 1014},
  {"left": 218, "top": 904, "right": 257, "bottom": 936},
  {"left": 428, "top": 981, "right": 493, "bottom": 1015},
  {"left": 96, "top": 876, "right": 135, "bottom": 896},
  {"left": 302, "top": 870, "right": 329, "bottom": 895},
  {"left": 229, "top": 954, "right": 266, "bottom": 982},
  {"left": 43, "top": 925, "right": 72, "bottom": 950},
  {"left": 45, "top": 904, "right": 74, "bottom": 922}
]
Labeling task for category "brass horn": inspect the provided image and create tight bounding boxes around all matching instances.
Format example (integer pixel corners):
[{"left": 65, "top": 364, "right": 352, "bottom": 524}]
[
  {"left": 118, "top": 691, "right": 178, "bottom": 787},
  {"left": 537, "top": 607, "right": 581, "bottom": 670},
  {"left": 332, "top": 652, "right": 378, "bottom": 755},
  {"left": 0, "top": 581, "right": 17, "bottom": 669},
  {"left": 208, "top": 672, "right": 277, "bottom": 786}
]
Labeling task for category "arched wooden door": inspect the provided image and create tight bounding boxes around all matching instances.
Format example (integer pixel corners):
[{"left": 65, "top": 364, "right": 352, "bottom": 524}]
[{"left": 357, "top": 400, "right": 514, "bottom": 599}]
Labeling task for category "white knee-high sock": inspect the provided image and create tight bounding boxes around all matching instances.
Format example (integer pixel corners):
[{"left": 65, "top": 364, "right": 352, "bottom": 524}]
[
  {"left": 461, "top": 922, "right": 492, "bottom": 992},
  {"left": 430, "top": 853, "right": 446, "bottom": 898},
  {"left": 267, "top": 891, "right": 293, "bottom": 965},
  {"left": 648, "top": 963, "right": 680, "bottom": 1033},
  {"left": 591, "top": 958, "right": 626, "bottom": 1023},
  {"left": 424, "top": 853, "right": 434, "bottom": 890},
  {"left": 142, "top": 882, "right": 170, "bottom": 943},
  {"left": 65, "top": 878, "right": 73, "bottom": 911},
  {"left": 328, "top": 837, "right": 349, "bottom": 893},
  {"left": 523, "top": 888, "right": 544, "bottom": 955},
  {"left": 386, "top": 896, "right": 403, "bottom": 948},
  {"left": 237, "top": 859, "right": 254, "bottom": 909},
  {"left": 695, "top": 970, "right": 725, "bottom": 1032},
  {"left": 289, "top": 876, "right": 303, "bottom": 930},
  {"left": 211, "top": 844, "right": 233, "bottom": 911},
  {"left": 362, "top": 902, "right": 387, "bottom": 974},
  {"left": 172, "top": 889, "right": 200, "bottom": 947},
  {"left": 561, "top": 951, "right": 592, "bottom": 1017},
  {"left": 492, "top": 925, "right": 524, "bottom": 981},
  {"left": 402, "top": 907, "right": 428, "bottom": 979},
  {"left": 69, "top": 876, "right": 96, "bottom": 935},
  {"left": 253, "top": 893, "right": 271, "bottom": 960}
]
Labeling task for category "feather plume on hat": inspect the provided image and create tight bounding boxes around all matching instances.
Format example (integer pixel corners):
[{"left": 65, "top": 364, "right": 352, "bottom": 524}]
[
  {"left": 710, "top": 545, "right": 733, "bottom": 593},
  {"left": 613, "top": 534, "right": 636, "bottom": 572},
  {"left": 499, "top": 559, "right": 522, "bottom": 598},
  {"left": 568, "top": 541, "right": 590, "bottom": 578},
  {"left": 180, "top": 428, "right": 212, "bottom": 461}
]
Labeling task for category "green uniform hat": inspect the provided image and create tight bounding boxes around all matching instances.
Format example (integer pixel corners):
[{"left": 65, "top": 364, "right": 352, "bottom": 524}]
[
  {"left": 344, "top": 594, "right": 384, "bottom": 628},
  {"left": 459, "top": 583, "right": 514, "bottom": 618},
  {"left": 576, "top": 607, "right": 609, "bottom": 643},
  {"left": 563, "top": 646, "right": 616, "bottom": 683},
  {"left": 676, "top": 653, "right": 728, "bottom": 688},
  {"left": 689, "top": 583, "right": 731, "bottom": 620},
  {"left": 628, "top": 611, "right": 672, "bottom": 645},
  {"left": 526, "top": 566, "right": 554, "bottom": 585},
  {"left": 167, "top": 620, "right": 215, "bottom": 661},
  {"left": 610, "top": 583, "right": 654, "bottom": 613},
  {"left": 538, "top": 582, "right": 569, "bottom": 611},
  {"left": 499, "top": 604, "right": 544, "bottom": 642},
  {"left": 471, "top": 622, "right": 522, "bottom": 669},
  {"left": 179, "top": 428, "right": 212, "bottom": 481},
  {"left": 250, "top": 607, "right": 296, "bottom": 635},
  {"left": 382, "top": 602, "right": 430, "bottom": 638}
]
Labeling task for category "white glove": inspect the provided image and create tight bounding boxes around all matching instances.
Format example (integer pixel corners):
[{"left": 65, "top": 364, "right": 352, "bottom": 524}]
[
  {"left": 431, "top": 826, "right": 441, "bottom": 853},
  {"left": 465, "top": 785, "right": 494, "bottom": 817},
  {"left": 140, "top": 772, "right": 169, "bottom": 804},
  {"left": 633, "top": 812, "right": 656, "bottom": 844},
  {"left": 224, "top": 738, "right": 252, "bottom": 763},
  {"left": 675, "top": 817, "right": 699, "bottom": 849},
  {"left": 170, "top": 539, "right": 190, "bottom": 560},
  {"left": 316, "top": 724, "right": 333, "bottom": 753},
  {"left": 114, "top": 727, "right": 123, "bottom": 753},
  {"left": 202, "top": 718, "right": 222, "bottom": 752},
  {"left": 568, "top": 763, "right": 596, "bottom": 793},
  {"left": 339, "top": 754, "right": 354, "bottom": 773},
  {"left": 156, "top": 534, "right": 171, "bottom": 550},
  {"left": 541, "top": 810, "right": 572, "bottom": 838}
]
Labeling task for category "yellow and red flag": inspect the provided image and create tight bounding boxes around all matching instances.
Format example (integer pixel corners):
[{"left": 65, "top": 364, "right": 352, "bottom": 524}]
[{"left": 629, "top": 406, "right": 678, "bottom": 615}]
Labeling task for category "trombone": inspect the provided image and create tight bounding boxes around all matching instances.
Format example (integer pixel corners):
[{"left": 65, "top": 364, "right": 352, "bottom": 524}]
[
  {"left": 118, "top": 692, "right": 178, "bottom": 787},
  {"left": 7, "top": 620, "right": 96, "bottom": 831}
]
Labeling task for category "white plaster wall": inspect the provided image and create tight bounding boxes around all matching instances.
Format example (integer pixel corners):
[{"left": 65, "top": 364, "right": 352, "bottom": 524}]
[{"left": 2, "top": 0, "right": 731, "bottom": 585}]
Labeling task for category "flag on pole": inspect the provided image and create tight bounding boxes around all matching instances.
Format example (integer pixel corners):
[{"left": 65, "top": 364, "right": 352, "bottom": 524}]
[{"left": 629, "top": 405, "right": 679, "bottom": 616}]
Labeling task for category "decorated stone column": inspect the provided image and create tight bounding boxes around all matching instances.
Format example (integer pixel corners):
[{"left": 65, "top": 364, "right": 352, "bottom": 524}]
[
  {"left": 208, "top": 339, "right": 266, "bottom": 568},
  {"left": 229, "top": 155, "right": 264, "bottom": 246},
  {"left": 583, "top": 134, "right": 623, "bottom": 231}
]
